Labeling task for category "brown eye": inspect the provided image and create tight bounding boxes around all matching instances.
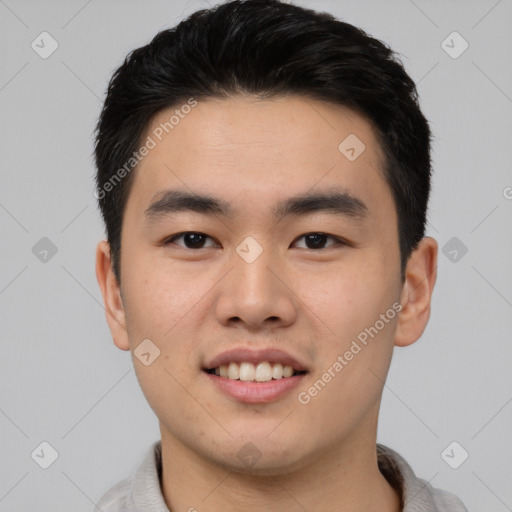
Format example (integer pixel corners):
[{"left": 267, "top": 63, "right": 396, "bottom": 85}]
[
  {"left": 164, "top": 232, "right": 216, "bottom": 249},
  {"left": 293, "top": 233, "right": 344, "bottom": 249}
]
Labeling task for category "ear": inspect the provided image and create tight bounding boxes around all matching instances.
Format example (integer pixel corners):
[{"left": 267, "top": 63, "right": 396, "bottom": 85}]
[
  {"left": 95, "top": 240, "right": 130, "bottom": 351},
  {"left": 394, "top": 236, "right": 438, "bottom": 347}
]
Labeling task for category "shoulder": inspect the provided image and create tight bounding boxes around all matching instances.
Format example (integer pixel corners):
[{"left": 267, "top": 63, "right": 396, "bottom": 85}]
[
  {"left": 377, "top": 444, "right": 468, "bottom": 512},
  {"left": 94, "top": 477, "right": 132, "bottom": 512},
  {"left": 93, "top": 440, "right": 166, "bottom": 512}
]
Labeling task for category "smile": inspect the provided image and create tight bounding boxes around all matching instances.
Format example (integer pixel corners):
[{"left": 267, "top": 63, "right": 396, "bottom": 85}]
[{"left": 205, "top": 361, "right": 306, "bottom": 382}]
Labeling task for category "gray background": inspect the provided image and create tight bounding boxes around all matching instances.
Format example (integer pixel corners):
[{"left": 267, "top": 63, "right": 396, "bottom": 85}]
[{"left": 1, "top": 0, "right": 511, "bottom": 510}]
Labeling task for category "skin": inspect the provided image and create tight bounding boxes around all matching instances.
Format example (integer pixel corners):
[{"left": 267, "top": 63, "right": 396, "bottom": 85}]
[{"left": 96, "top": 94, "right": 437, "bottom": 512}]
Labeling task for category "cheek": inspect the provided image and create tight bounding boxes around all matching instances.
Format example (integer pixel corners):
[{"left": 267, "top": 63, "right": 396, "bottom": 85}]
[
  {"left": 122, "top": 249, "right": 210, "bottom": 339},
  {"left": 298, "top": 264, "right": 398, "bottom": 386},
  {"left": 296, "top": 311, "right": 396, "bottom": 446},
  {"left": 297, "top": 261, "right": 393, "bottom": 331},
  {"left": 124, "top": 269, "right": 208, "bottom": 414}
]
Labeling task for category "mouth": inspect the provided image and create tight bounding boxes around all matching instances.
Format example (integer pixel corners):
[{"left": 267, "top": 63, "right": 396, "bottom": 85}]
[
  {"left": 202, "top": 348, "right": 310, "bottom": 403},
  {"left": 204, "top": 361, "right": 308, "bottom": 382}
]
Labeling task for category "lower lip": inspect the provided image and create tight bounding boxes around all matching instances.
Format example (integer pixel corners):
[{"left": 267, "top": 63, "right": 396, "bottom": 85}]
[{"left": 204, "top": 372, "right": 307, "bottom": 403}]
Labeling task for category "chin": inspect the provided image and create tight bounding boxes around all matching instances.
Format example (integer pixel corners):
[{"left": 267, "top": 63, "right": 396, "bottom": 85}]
[
  {"left": 204, "top": 435, "right": 314, "bottom": 476},
  {"left": 220, "top": 451, "right": 307, "bottom": 477}
]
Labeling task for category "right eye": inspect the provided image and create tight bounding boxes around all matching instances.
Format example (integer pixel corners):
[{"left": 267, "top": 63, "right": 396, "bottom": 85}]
[{"left": 162, "top": 232, "right": 218, "bottom": 249}]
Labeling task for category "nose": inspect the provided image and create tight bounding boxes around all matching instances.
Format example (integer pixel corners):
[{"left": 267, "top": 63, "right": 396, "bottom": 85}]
[{"left": 213, "top": 246, "right": 298, "bottom": 331}]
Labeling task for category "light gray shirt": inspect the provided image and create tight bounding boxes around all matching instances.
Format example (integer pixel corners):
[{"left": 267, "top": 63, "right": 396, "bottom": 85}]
[{"left": 94, "top": 441, "right": 468, "bottom": 511}]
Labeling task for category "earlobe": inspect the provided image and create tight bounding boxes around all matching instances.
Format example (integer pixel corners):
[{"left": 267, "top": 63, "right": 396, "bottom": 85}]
[
  {"left": 394, "top": 236, "right": 438, "bottom": 347},
  {"left": 95, "top": 240, "right": 130, "bottom": 351}
]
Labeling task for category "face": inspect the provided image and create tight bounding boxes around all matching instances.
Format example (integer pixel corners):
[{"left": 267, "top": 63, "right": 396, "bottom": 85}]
[{"left": 96, "top": 94, "right": 436, "bottom": 474}]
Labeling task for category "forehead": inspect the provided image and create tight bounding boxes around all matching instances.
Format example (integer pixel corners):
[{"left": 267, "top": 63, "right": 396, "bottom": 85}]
[{"left": 127, "top": 94, "right": 393, "bottom": 220}]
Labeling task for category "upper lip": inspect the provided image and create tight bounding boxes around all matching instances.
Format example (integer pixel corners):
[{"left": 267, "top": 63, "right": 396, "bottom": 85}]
[{"left": 204, "top": 347, "right": 309, "bottom": 372}]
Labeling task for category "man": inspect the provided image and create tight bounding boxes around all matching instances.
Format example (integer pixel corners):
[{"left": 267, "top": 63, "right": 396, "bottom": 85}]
[{"left": 94, "top": 0, "right": 467, "bottom": 510}]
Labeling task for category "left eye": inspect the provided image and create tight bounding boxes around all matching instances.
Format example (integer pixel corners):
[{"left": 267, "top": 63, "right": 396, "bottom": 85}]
[{"left": 292, "top": 233, "right": 343, "bottom": 249}]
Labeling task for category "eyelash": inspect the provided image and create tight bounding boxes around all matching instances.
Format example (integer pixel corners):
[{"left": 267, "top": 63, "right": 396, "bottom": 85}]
[{"left": 162, "top": 232, "right": 349, "bottom": 250}]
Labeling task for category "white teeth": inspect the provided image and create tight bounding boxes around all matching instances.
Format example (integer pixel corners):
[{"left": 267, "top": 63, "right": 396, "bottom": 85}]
[
  {"left": 283, "top": 365, "right": 294, "bottom": 378},
  {"left": 212, "top": 361, "right": 299, "bottom": 382},
  {"left": 255, "top": 362, "right": 272, "bottom": 382},
  {"left": 227, "top": 362, "right": 240, "bottom": 380},
  {"left": 272, "top": 363, "right": 283, "bottom": 379},
  {"left": 239, "top": 362, "right": 255, "bottom": 381}
]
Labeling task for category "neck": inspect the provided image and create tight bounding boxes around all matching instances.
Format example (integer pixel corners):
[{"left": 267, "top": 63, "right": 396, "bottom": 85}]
[{"left": 159, "top": 427, "right": 401, "bottom": 512}]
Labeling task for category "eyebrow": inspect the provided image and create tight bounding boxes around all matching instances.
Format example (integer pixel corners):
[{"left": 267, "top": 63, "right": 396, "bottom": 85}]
[{"left": 143, "top": 188, "right": 368, "bottom": 223}]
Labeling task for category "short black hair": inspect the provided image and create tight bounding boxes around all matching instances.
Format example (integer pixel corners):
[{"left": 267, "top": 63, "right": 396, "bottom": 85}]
[{"left": 94, "top": 0, "right": 432, "bottom": 284}]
